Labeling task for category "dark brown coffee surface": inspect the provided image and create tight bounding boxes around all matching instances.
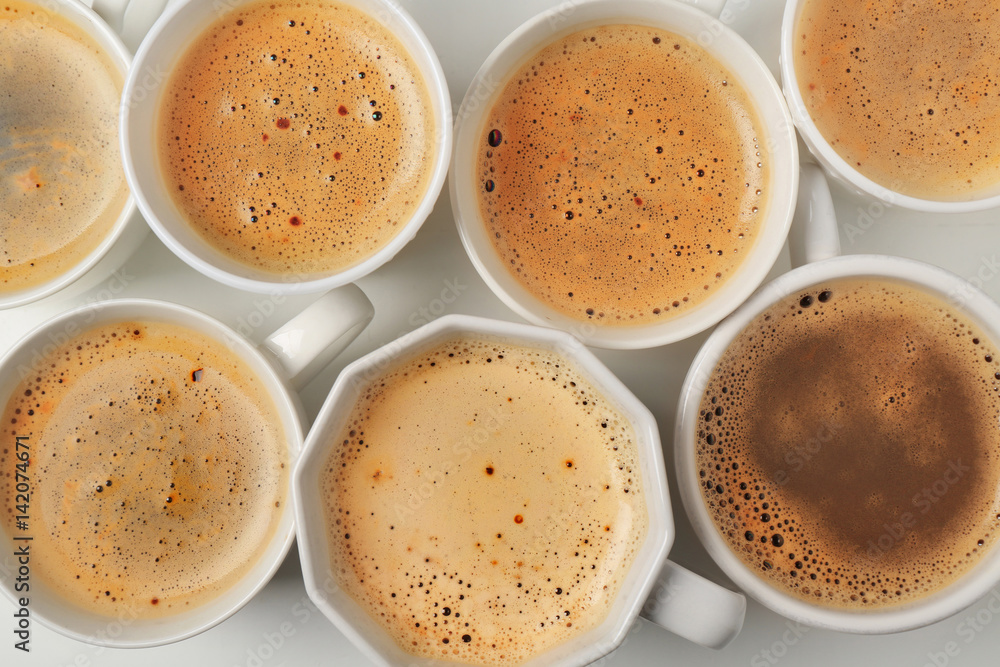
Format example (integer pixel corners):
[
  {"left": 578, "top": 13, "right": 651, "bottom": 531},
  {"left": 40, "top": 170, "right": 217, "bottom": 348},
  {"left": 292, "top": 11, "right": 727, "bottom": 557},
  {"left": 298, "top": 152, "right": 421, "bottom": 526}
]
[
  {"left": 477, "top": 24, "right": 768, "bottom": 326},
  {"left": 697, "top": 278, "right": 1000, "bottom": 608},
  {"left": 794, "top": 0, "right": 1000, "bottom": 200},
  {"left": 158, "top": 0, "right": 435, "bottom": 276}
]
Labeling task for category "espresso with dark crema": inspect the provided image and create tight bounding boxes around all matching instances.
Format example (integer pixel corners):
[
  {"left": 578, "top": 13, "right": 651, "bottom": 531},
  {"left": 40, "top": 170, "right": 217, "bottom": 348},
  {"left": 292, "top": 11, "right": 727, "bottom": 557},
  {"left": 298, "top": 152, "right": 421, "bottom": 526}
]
[
  {"left": 477, "top": 25, "right": 768, "bottom": 326},
  {"left": 0, "top": 321, "right": 287, "bottom": 618},
  {"left": 322, "top": 337, "right": 648, "bottom": 665},
  {"left": 157, "top": 0, "right": 435, "bottom": 277},
  {"left": 0, "top": 1, "right": 128, "bottom": 292},
  {"left": 697, "top": 278, "right": 1000, "bottom": 609},
  {"left": 794, "top": 0, "right": 1000, "bottom": 200}
]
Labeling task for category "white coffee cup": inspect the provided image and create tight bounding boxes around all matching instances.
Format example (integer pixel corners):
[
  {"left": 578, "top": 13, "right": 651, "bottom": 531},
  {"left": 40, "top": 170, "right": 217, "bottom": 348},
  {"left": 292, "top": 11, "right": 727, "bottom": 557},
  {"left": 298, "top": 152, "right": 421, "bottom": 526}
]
[
  {"left": 0, "top": 0, "right": 170, "bottom": 310},
  {"left": 779, "top": 0, "right": 1000, "bottom": 213},
  {"left": 293, "top": 314, "right": 747, "bottom": 666},
  {"left": 450, "top": 0, "right": 799, "bottom": 350},
  {"left": 0, "top": 285, "right": 374, "bottom": 646},
  {"left": 673, "top": 164, "right": 1000, "bottom": 633},
  {"left": 120, "top": 0, "right": 453, "bottom": 295}
]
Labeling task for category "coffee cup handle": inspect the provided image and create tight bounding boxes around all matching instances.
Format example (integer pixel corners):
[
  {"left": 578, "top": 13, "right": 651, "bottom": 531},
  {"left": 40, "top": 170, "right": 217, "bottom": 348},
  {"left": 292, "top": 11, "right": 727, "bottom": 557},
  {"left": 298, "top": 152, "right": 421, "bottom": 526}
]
[
  {"left": 90, "top": 0, "right": 180, "bottom": 53},
  {"left": 261, "top": 284, "right": 375, "bottom": 391},
  {"left": 788, "top": 163, "right": 842, "bottom": 268},
  {"left": 640, "top": 559, "right": 746, "bottom": 649}
]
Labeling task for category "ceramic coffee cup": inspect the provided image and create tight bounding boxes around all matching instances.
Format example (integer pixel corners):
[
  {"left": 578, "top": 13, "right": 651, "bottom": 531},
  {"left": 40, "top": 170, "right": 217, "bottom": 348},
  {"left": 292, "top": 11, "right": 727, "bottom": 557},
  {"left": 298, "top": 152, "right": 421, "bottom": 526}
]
[
  {"left": 0, "top": 0, "right": 171, "bottom": 310},
  {"left": 780, "top": 0, "right": 1000, "bottom": 213},
  {"left": 120, "top": 0, "right": 452, "bottom": 295},
  {"left": 0, "top": 285, "right": 373, "bottom": 646},
  {"left": 451, "top": 0, "right": 799, "bottom": 349},
  {"left": 294, "top": 314, "right": 748, "bottom": 666},
  {"left": 674, "top": 164, "right": 1000, "bottom": 633}
]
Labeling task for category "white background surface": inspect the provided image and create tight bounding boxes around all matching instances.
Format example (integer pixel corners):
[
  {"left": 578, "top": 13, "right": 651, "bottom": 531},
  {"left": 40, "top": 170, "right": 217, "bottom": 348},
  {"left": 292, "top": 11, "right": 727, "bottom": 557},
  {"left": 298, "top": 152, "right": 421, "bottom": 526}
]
[{"left": 4, "top": 0, "right": 1000, "bottom": 665}]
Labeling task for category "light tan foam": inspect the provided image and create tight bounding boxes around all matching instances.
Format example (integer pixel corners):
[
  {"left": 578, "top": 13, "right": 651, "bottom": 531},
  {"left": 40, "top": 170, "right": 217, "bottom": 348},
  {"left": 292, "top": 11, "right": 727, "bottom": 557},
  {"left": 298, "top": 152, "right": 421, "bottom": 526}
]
[
  {"left": 477, "top": 25, "right": 768, "bottom": 326},
  {"left": 794, "top": 0, "right": 1000, "bottom": 200},
  {"left": 322, "top": 338, "right": 648, "bottom": 665},
  {"left": 0, "top": 1, "right": 128, "bottom": 292},
  {"left": 0, "top": 322, "right": 287, "bottom": 618},
  {"left": 157, "top": 0, "right": 435, "bottom": 276},
  {"left": 697, "top": 278, "right": 1000, "bottom": 609}
]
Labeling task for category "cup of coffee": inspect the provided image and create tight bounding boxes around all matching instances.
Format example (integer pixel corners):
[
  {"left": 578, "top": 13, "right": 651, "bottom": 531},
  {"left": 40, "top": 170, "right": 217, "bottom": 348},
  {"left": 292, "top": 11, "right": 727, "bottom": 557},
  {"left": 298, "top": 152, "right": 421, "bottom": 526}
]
[
  {"left": 450, "top": 0, "right": 799, "bottom": 349},
  {"left": 121, "top": 0, "right": 452, "bottom": 295},
  {"left": 0, "top": 0, "right": 168, "bottom": 310},
  {"left": 294, "top": 314, "right": 748, "bottom": 666},
  {"left": 674, "top": 164, "right": 1000, "bottom": 633},
  {"left": 0, "top": 285, "right": 373, "bottom": 646},
  {"left": 780, "top": 0, "right": 1000, "bottom": 212}
]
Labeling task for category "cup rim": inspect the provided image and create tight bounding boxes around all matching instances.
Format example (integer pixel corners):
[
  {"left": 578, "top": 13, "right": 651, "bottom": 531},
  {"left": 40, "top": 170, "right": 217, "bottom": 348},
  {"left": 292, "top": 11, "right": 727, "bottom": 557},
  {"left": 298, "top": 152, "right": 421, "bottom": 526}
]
[
  {"left": 120, "top": 0, "right": 453, "bottom": 295},
  {"left": 674, "top": 254, "right": 1000, "bottom": 634},
  {"left": 0, "top": 297, "right": 303, "bottom": 647},
  {"left": 778, "top": 0, "right": 1000, "bottom": 214},
  {"left": 450, "top": 0, "right": 799, "bottom": 350},
  {"left": 0, "top": 0, "right": 137, "bottom": 310},
  {"left": 292, "top": 313, "right": 673, "bottom": 666}
]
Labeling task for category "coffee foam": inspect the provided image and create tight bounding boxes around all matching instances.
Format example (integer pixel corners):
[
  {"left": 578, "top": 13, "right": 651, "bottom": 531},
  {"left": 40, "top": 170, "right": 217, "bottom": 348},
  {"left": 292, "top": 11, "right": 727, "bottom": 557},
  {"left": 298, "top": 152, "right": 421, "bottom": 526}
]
[
  {"left": 157, "top": 0, "right": 435, "bottom": 277},
  {"left": 322, "top": 338, "right": 648, "bottom": 665},
  {"left": 697, "top": 278, "right": 1000, "bottom": 609},
  {"left": 794, "top": 0, "right": 1000, "bottom": 200},
  {"left": 477, "top": 24, "right": 768, "bottom": 326},
  {"left": 0, "top": 321, "right": 287, "bottom": 618},
  {"left": 0, "top": 1, "right": 128, "bottom": 292}
]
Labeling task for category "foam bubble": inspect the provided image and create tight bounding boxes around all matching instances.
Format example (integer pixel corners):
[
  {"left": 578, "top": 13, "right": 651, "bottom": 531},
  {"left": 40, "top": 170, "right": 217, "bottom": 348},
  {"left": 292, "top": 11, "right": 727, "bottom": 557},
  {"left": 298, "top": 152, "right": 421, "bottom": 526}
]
[
  {"left": 477, "top": 25, "right": 768, "bottom": 326},
  {"left": 0, "top": 322, "right": 287, "bottom": 618},
  {"left": 322, "top": 338, "right": 648, "bottom": 665},
  {"left": 157, "top": 0, "right": 435, "bottom": 276},
  {"left": 697, "top": 278, "right": 1000, "bottom": 608}
]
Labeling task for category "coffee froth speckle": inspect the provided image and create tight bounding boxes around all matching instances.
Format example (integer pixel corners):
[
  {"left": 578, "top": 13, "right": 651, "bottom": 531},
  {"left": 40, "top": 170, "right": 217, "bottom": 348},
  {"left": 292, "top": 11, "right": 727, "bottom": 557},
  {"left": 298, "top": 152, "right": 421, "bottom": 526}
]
[
  {"left": 0, "top": 322, "right": 287, "bottom": 617},
  {"left": 322, "top": 338, "right": 647, "bottom": 665},
  {"left": 697, "top": 279, "right": 1000, "bottom": 608},
  {"left": 477, "top": 25, "right": 768, "bottom": 326},
  {"left": 157, "top": 0, "right": 435, "bottom": 276}
]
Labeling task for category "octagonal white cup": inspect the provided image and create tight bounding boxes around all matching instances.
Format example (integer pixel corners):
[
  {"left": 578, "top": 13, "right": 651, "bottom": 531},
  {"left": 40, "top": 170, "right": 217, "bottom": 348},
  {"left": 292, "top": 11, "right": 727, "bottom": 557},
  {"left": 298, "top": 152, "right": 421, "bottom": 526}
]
[{"left": 294, "top": 314, "right": 747, "bottom": 667}]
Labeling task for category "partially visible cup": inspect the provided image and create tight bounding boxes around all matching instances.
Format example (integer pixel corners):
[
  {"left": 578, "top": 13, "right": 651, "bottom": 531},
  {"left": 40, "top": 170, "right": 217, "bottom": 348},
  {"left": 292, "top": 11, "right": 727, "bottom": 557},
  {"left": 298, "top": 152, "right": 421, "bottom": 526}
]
[
  {"left": 294, "top": 314, "right": 747, "bottom": 667},
  {"left": 780, "top": 0, "right": 1000, "bottom": 212},
  {"left": 0, "top": 0, "right": 156, "bottom": 310},
  {"left": 0, "top": 285, "right": 373, "bottom": 646},
  {"left": 121, "top": 0, "right": 453, "bottom": 295},
  {"left": 451, "top": 0, "right": 799, "bottom": 350}
]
